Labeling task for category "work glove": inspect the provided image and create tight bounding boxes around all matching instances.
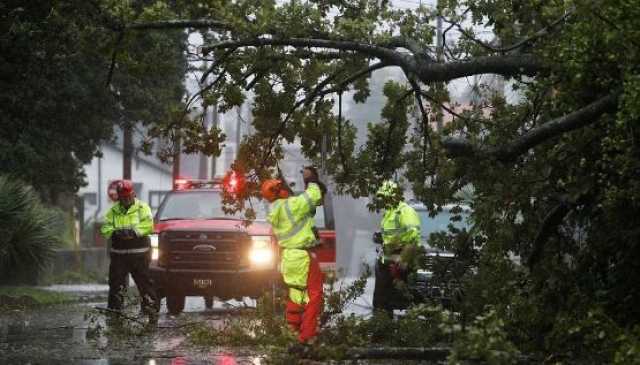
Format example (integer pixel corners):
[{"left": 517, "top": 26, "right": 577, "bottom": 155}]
[
  {"left": 113, "top": 228, "right": 137, "bottom": 240},
  {"left": 389, "top": 262, "right": 404, "bottom": 280},
  {"left": 111, "top": 230, "right": 123, "bottom": 241},
  {"left": 306, "top": 180, "right": 326, "bottom": 203},
  {"left": 123, "top": 228, "right": 139, "bottom": 239}
]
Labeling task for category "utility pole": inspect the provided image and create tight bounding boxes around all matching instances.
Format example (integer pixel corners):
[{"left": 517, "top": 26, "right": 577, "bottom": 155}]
[
  {"left": 198, "top": 111, "right": 209, "bottom": 180},
  {"left": 210, "top": 104, "right": 218, "bottom": 178},
  {"left": 321, "top": 133, "right": 327, "bottom": 176},
  {"left": 235, "top": 105, "right": 242, "bottom": 160},
  {"left": 435, "top": 0, "right": 444, "bottom": 131},
  {"left": 122, "top": 122, "right": 133, "bottom": 180},
  {"left": 172, "top": 135, "right": 181, "bottom": 185}
]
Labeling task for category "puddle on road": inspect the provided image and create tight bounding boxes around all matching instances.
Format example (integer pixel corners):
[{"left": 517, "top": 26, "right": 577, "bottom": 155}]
[
  {"left": 0, "top": 299, "right": 267, "bottom": 364},
  {"left": 71, "top": 354, "right": 264, "bottom": 365},
  {"left": 1, "top": 295, "right": 411, "bottom": 364}
]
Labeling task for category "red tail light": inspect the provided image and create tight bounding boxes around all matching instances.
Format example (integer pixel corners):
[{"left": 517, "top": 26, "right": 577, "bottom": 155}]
[{"left": 223, "top": 170, "right": 246, "bottom": 195}]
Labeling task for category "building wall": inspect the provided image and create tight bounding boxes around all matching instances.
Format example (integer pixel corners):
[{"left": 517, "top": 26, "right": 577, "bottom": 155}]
[{"left": 78, "top": 144, "right": 173, "bottom": 230}]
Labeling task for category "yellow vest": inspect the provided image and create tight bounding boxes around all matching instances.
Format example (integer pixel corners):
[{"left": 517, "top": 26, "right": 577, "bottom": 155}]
[
  {"left": 100, "top": 199, "right": 154, "bottom": 239},
  {"left": 267, "top": 183, "right": 323, "bottom": 304},
  {"left": 381, "top": 201, "right": 421, "bottom": 254}
]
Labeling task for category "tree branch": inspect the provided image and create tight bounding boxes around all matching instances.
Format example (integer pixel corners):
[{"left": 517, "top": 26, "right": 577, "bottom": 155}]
[
  {"left": 125, "top": 19, "right": 228, "bottom": 31},
  {"left": 203, "top": 36, "right": 545, "bottom": 84},
  {"left": 420, "top": 91, "right": 474, "bottom": 124},
  {"left": 417, "top": 54, "right": 543, "bottom": 82},
  {"left": 380, "top": 89, "right": 414, "bottom": 174},
  {"left": 200, "top": 48, "right": 236, "bottom": 84},
  {"left": 442, "top": 92, "right": 620, "bottom": 161},
  {"left": 386, "top": 36, "right": 432, "bottom": 61},
  {"left": 202, "top": 37, "right": 407, "bottom": 65},
  {"left": 408, "top": 79, "right": 434, "bottom": 175},
  {"left": 302, "top": 61, "right": 390, "bottom": 107},
  {"left": 446, "top": 9, "right": 574, "bottom": 54},
  {"left": 527, "top": 191, "right": 591, "bottom": 268},
  {"left": 257, "top": 62, "right": 392, "bottom": 176},
  {"left": 105, "top": 30, "right": 125, "bottom": 87}
]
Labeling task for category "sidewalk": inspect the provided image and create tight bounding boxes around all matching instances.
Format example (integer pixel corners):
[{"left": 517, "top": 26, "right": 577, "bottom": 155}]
[{"left": 38, "top": 284, "right": 109, "bottom": 303}]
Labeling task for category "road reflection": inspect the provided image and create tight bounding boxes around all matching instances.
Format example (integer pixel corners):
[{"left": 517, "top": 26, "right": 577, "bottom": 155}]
[{"left": 145, "top": 353, "right": 262, "bottom": 365}]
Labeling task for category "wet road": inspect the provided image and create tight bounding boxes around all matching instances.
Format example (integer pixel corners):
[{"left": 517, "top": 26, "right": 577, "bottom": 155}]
[
  {"left": 0, "top": 291, "right": 265, "bottom": 365},
  {"left": 0, "top": 281, "right": 378, "bottom": 365}
]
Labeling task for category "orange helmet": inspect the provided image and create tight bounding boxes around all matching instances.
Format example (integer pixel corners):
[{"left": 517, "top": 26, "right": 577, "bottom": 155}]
[{"left": 261, "top": 179, "right": 288, "bottom": 202}]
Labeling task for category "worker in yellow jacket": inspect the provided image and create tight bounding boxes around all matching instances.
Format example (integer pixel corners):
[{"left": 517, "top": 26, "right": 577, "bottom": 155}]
[
  {"left": 101, "top": 180, "right": 158, "bottom": 322},
  {"left": 372, "top": 180, "right": 421, "bottom": 315},
  {"left": 262, "top": 177, "right": 324, "bottom": 343}
]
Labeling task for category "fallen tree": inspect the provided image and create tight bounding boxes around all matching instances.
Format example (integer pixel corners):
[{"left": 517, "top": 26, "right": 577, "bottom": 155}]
[{"left": 98, "top": 0, "right": 640, "bottom": 362}]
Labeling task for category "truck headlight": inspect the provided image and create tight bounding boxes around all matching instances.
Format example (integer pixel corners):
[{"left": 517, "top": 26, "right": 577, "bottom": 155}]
[
  {"left": 249, "top": 236, "right": 273, "bottom": 265},
  {"left": 150, "top": 234, "right": 159, "bottom": 261}
]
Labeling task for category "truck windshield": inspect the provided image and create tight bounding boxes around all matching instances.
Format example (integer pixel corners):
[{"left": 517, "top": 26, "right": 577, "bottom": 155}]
[
  {"left": 157, "top": 191, "right": 268, "bottom": 221},
  {"left": 417, "top": 208, "right": 470, "bottom": 238}
]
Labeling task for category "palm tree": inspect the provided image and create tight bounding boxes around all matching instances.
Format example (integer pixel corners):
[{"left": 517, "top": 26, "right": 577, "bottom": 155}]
[{"left": 0, "top": 175, "right": 60, "bottom": 284}]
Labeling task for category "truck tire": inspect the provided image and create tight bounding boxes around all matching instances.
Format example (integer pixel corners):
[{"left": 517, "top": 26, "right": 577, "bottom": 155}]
[
  {"left": 265, "top": 279, "right": 285, "bottom": 315},
  {"left": 204, "top": 297, "right": 214, "bottom": 309},
  {"left": 167, "top": 295, "right": 185, "bottom": 315}
]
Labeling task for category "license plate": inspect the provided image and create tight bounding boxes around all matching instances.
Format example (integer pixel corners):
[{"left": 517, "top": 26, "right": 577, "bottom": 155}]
[{"left": 193, "top": 278, "right": 213, "bottom": 289}]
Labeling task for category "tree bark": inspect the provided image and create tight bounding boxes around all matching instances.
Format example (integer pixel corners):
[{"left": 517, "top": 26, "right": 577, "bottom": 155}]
[
  {"left": 126, "top": 19, "right": 228, "bottom": 31},
  {"left": 203, "top": 37, "right": 545, "bottom": 83},
  {"left": 442, "top": 92, "right": 620, "bottom": 161}
]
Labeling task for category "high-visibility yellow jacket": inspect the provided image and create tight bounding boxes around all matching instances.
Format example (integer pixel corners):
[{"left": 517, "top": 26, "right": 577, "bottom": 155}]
[
  {"left": 380, "top": 201, "right": 421, "bottom": 259},
  {"left": 100, "top": 199, "right": 154, "bottom": 251},
  {"left": 267, "top": 183, "right": 323, "bottom": 304}
]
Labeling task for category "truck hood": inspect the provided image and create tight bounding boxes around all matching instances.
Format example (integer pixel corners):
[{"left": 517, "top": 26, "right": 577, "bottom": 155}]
[{"left": 154, "top": 219, "right": 272, "bottom": 235}]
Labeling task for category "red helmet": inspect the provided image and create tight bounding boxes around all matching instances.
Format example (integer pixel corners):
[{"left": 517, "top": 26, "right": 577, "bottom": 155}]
[
  {"left": 261, "top": 179, "right": 288, "bottom": 202},
  {"left": 116, "top": 180, "right": 135, "bottom": 199},
  {"left": 107, "top": 180, "right": 120, "bottom": 202}
]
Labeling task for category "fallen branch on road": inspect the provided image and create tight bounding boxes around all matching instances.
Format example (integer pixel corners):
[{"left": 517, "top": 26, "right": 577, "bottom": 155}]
[
  {"left": 340, "top": 346, "right": 450, "bottom": 361},
  {"left": 93, "top": 306, "right": 146, "bottom": 325}
]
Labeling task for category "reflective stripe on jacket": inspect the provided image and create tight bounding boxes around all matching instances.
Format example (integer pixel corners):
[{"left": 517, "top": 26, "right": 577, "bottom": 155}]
[
  {"left": 267, "top": 183, "right": 323, "bottom": 304},
  {"left": 381, "top": 201, "right": 421, "bottom": 253},
  {"left": 100, "top": 199, "right": 154, "bottom": 249}
]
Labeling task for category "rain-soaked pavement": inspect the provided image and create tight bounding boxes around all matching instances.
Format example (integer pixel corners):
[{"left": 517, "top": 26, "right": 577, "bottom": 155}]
[
  {"left": 0, "top": 285, "right": 267, "bottom": 365},
  {"left": 0, "top": 280, "right": 380, "bottom": 365}
]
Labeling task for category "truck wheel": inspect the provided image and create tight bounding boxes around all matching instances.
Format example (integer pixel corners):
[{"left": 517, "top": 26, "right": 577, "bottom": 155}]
[
  {"left": 204, "top": 297, "right": 214, "bottom": 309},
  {"left": 167, "top": 295, "right": 185, "bottom": 315}
]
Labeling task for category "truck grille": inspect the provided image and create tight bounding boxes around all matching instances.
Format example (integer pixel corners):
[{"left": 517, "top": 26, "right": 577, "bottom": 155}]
[{"left": 165, "top": 231, "right": 249, "bottom": 270}]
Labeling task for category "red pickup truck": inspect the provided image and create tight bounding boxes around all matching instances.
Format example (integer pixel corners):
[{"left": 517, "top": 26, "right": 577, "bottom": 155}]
[{"left": 148, "top": 179, "right": 336, "bottom": 314}]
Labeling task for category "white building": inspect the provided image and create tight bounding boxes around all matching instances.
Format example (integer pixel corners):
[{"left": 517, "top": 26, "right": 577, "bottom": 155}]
[{"left": 77, "top": 131, "right": 174, "bottom": 245}]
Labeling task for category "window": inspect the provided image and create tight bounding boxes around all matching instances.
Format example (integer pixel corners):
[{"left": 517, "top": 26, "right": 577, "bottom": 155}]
[
  {"left": 416, "top": 208, "right": 470, "bottom": 238},
  {"left": 156, "top": 191, "right": 268, "bottom": 221},
  {"left": 83, "top": 192, "right": 97, "bottom": 205},
  {"left": 149, "top": 190, "right": 170, "bottom": 212}
]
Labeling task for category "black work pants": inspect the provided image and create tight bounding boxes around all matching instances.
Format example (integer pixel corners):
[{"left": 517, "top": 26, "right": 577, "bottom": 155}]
[
  {"left": 372, "top": 259, "right": 410, "bottom": 316},
  {"left": 108, "top": 252, "right": 158, "bottom": 315}
]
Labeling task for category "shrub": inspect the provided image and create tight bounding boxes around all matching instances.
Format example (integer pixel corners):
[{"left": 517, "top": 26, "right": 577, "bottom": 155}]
[
  {"left": 0, "top": 175, "right": 61, "bottom": 284},
  {"left": 448, "top": 308, "right": 521, "bottom": 365}
]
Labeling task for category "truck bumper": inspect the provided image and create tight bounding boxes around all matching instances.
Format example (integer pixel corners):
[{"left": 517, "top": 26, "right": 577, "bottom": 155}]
[{"left": 149, "top": 262, "right": 280, "bottom": 300}]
